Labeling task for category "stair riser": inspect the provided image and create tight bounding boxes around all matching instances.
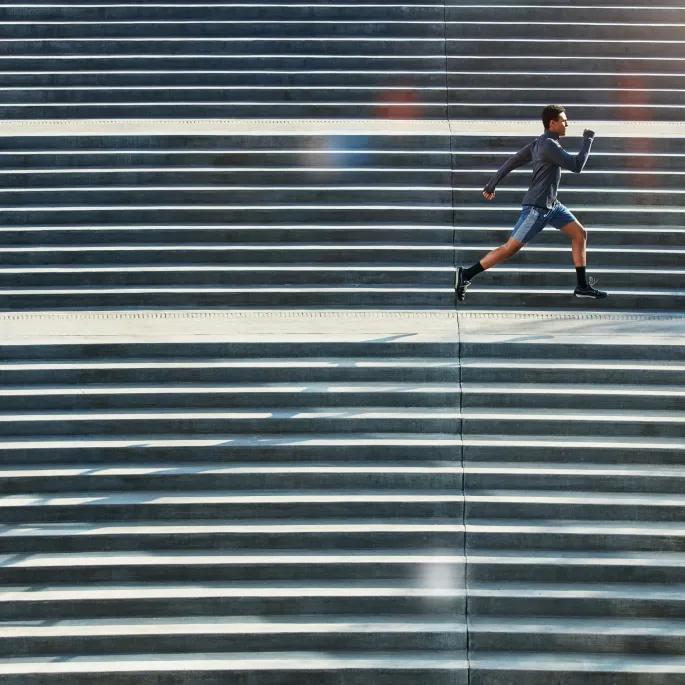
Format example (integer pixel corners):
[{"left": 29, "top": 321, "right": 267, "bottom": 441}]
[
  {"left": 0, "top": 531, "right": 465, "bottom": 555},
  {"left": 0, "top": 471, "right": 461, "bottom": 494},
  {"left": 0, "top": 416, "right": 461, "bottom": 437},
  {"left": 467, "top": 502, "right": 685, "bottom": 522},
  {"left": 469, "top": 533, "right": 685, "bottom": 553},
  {"left": 468, "top": 564, "right": 685, "bottom": 585},
  {"left": 0, "top": 104, "right": 449, "bottom": 119},
  {"left": 464, "top": 445, "right": 685, "bottom": 467},
  {"left": 0, "top": 207, "right": 453, "bottom": 226},
  {"left": 471, "top": 631, "right": 685, "bottom": 656},
  {"left": 0, "top": 272, "right": 451, "bottom": 288},
  {"left": 0, "top": 444, "right": 461, "bottom": 467},
  {"left": 463, "top": 418, "right": 684, "bottom": 439},
  {"left": 465, "top": 473, "right": 685, "bottom": 494},
  {"left": 0, "top": 669, "right": 467, "bottom": 685},
  {"left": 0, "top": 368, "right": 461, "bottom": 385},
  {"left": 0, "top": 630, "right": 464, "bottom": 659},
  {"left": 0, "top": 391, "right": 460, "bottom": 412},
  {"left": 471, "top": 595, "right": 685, "bottom": 619},
  {"left": 0, "top": 560, "right": 465, "bottom": 585},
  {"left": 0, "top": 501, "right": 463, "bottom": 524},
  {"left": 0, "top": 595, "right": 466, "bottom": 621}
]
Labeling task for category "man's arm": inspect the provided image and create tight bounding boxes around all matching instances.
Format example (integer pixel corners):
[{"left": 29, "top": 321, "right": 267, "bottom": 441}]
[
  {"left": 483, "top": 142, "right": 533, "bottom": 194},
  {"left": 543, "top": 131, "right": 594, "bottom": 173}
]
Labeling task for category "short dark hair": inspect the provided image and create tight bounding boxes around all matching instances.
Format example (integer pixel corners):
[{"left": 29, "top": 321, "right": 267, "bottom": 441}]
[{"left": 542, "top": 105, "right": 566, "bottom": 129}]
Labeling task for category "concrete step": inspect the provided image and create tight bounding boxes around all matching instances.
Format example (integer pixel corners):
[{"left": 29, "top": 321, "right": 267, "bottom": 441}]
[
  {"left": 465, "top": 463, "right": 685, "bottom": 494},
  {"left": 0, "top": 37, "right": 445, "bottom": 59},
  {"left": 0, "top": 206, "right": 452, "bottom": 226},
  {"left": 0, "top": 489, "right": 463, "bottom": 523},
  {"left": 0, "top": 407, "right": 462, "bottom": 438},
  {"left": 470, "top": 581, "right": 685, "bottom": 619},
  {"left": 463, "top": 435, "right": 685, "bottom": 466},
  {"left": 0, "top": 357, "right": 462, "bottom": 384},
  {"left": 0, "top": 245, "right": 452, "bottom": 267},
  {"left": 471, "top": 616, "right": 685, "bottom": 655},
  {"left": 449, "top": 104, "right": 685, "bottom": 122},
  {"left": 0, "top": 462, "right": 462, "bottom": 494},
  {"left": 0, "top": 651, "right": 467, "bottom": 685},
  {"left": 469, "top": 519, "right": 685, "bottom": 552},
  {"left": 0, "top": 187, "right": 453, "bottom": 206},
  {"left": 0, "top": 519, "right": 464, "bottom": 554},
  {"left": 0, "top": 616, "right": 465, "bottom": 658},
  {"left": 0, "top": 225, "right": 454, "bottom": 246},
  {"left": 468, "top": 551, "right": 685, "bottom": 584},
  {"left": 0, "top": 550, "right": 465, "bottom": 585},
  {"left": 0, "top": 6, "right": 445, "bottom": 22},
  {"left": 447, "top": 21, "right": 685, "bottom": 42},
  {"left": 460, "top": 343, "right": 685, "bottom": 362},
  {"left": 0, "top": 267, "right": 451, "bottom": 290},
  {"left": 467, "top": 490, "right": 685, "bottom": 522},
  {"left": 0, "top": 383, "right": 460, "bottom": 411},
  {"left": 463, "top": 407, "right": 685, "bottom": 438},
  {"left": 463, "top": 383, "right": 685, "bottom": 411},
  {"left": 0, "top": 170, "right": 453, "bottom": 187},
  {"left": 470, "top": 652, "right": 685, "bottom": 685},
  {"left": 0, "top": 581, "right": 466, "bottom": 620},
  {"left": 457, "top": 227, "right": 685, "bottom": 249},
  {"left": 458, "top": 287, "right": 685, "bottom": 311},
  {"left": 0, "top": 434, "right": 461, "bottom": 466}
]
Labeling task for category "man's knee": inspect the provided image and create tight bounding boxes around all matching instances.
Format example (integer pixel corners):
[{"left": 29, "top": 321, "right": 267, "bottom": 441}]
[
  {"left": 504, "top": 240, "right": 524, "bottom": 256},
  {"left": 568, "top": 222, "right": 587, "bottom": 242}
]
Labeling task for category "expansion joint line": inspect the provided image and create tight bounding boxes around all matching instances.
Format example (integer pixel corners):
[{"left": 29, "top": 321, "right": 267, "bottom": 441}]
[
  {"left": 443, "top": 1, "right": 459, "bottom": 310},
  {"left": 455, "top": 311, "right": 471, "bottom": 683},
  {"left": 442, "top": 5, "right": 469, "bottom": 673}
]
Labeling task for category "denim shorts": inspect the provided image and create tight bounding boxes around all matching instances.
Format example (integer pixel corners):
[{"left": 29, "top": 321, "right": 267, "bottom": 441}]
[{"left": 510, "top": 203, "right": 577, "bottom": 244}]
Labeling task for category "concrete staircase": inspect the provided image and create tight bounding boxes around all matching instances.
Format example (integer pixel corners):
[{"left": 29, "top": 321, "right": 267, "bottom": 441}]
[
  {"left": 0, "top": 334, "right": 467, "bottom": 684},
  {"left": 1, "top": 0, "right": 685, "bottom": 681},
  {"left": 1, "top": 1, "right": 684, "bottom": 121},
  {"left": 0, "top": 125, "right": 455, "bottom": 309},
  {"left": 447, "top": 2, "right": 685, "bottom": 121},
  {"left": 461, "top": 328, "right": 685, "bottom": 684},
  {"left": 0, "top": 1, "right": 447, "bottom": 120},
  {"left": 1, "top": 312, "right": 684, "bottom": 683},
  {"left": 1, "top": 122, "right": 684, "bottom": 310}
]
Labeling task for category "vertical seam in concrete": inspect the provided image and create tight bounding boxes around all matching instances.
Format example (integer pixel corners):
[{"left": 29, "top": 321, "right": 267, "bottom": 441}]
[
  {"left": 443, "top": 1, "right": 459, "bottom": 307},
  {"left": 456, "top": 312, "right": 471, "bottom": 683}
]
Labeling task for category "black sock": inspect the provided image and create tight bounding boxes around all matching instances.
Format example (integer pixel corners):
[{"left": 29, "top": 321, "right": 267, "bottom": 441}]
[
  {"left": 463, "top": 261, "right": 485, "bottom": 282},
  {"left": 576, "top": 266, "right": 588, "bottom": 289}
]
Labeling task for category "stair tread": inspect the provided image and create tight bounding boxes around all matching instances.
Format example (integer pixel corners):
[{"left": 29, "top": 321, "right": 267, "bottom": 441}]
[
  {"left": 0, "top": 615, "right": 465, "bottom": 636},
  {"left": 0, "top": 650, "right": 468, "bottom": 673},
  {"left": 0, "top": 519, "right": 464, "bottom": 538}
]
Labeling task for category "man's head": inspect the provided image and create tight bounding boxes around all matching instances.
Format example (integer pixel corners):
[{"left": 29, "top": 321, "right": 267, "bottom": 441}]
[{"left": 542, "top": 105, "right": 569, "bottom": 136}]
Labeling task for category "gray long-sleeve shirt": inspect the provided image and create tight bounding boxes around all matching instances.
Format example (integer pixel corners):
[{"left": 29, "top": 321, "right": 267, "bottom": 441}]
[{"left": 483, "top": 129, "right": 594, "bottom": 210}]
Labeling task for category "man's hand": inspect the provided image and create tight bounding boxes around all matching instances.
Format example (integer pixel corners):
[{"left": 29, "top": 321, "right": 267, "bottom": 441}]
[
  {"left": 483, "top": 190, "right": 495, "bottom": 201},
  {"left": 583, "top": 128, "right": 596, "bottom": 138}
]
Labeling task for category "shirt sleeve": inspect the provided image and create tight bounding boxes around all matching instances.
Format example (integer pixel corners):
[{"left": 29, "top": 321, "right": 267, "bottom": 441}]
[
  {"left": 483, "top": 142, "right": 533, "bottom": 193},
  {"left": 542, "top": 137, "right": 593, "bottom": 173}
]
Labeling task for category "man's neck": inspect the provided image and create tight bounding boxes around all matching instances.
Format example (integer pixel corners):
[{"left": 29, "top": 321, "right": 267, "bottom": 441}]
[{"left": 545, "top": 129, "right": 560, "bottom": 140}]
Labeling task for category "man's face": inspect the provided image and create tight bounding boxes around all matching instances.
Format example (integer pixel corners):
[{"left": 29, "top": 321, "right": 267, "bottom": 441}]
[{"left": 549, "top": 113, "right": 569, "bottom": 136}]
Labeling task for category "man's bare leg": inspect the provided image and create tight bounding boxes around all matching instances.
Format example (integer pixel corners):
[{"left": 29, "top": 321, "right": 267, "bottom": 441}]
[
  {"left": 480, "top": 238, "right": 526, "bottom": 270},
  {"left": 559, "top": 220, "right": 587, "bottom": 267},
  {"left": 559, "top": 220, "right": 607, "bottom": 298},
  {"left": 456, "top": 238, "right": 525, "bottom": 301}
]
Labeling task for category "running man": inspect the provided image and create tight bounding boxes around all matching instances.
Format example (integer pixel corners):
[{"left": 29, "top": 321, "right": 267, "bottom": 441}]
[{"left": 456, "top": 104, "right": 607, "bottom": 301}]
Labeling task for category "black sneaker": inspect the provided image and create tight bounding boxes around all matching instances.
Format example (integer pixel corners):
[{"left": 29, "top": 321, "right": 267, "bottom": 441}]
[
  {"left": 455, "top": 267, "right": 471, "bottom": 302},
  {"left": 574, "top": 277, "right": 608, "bottom": 299}
]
